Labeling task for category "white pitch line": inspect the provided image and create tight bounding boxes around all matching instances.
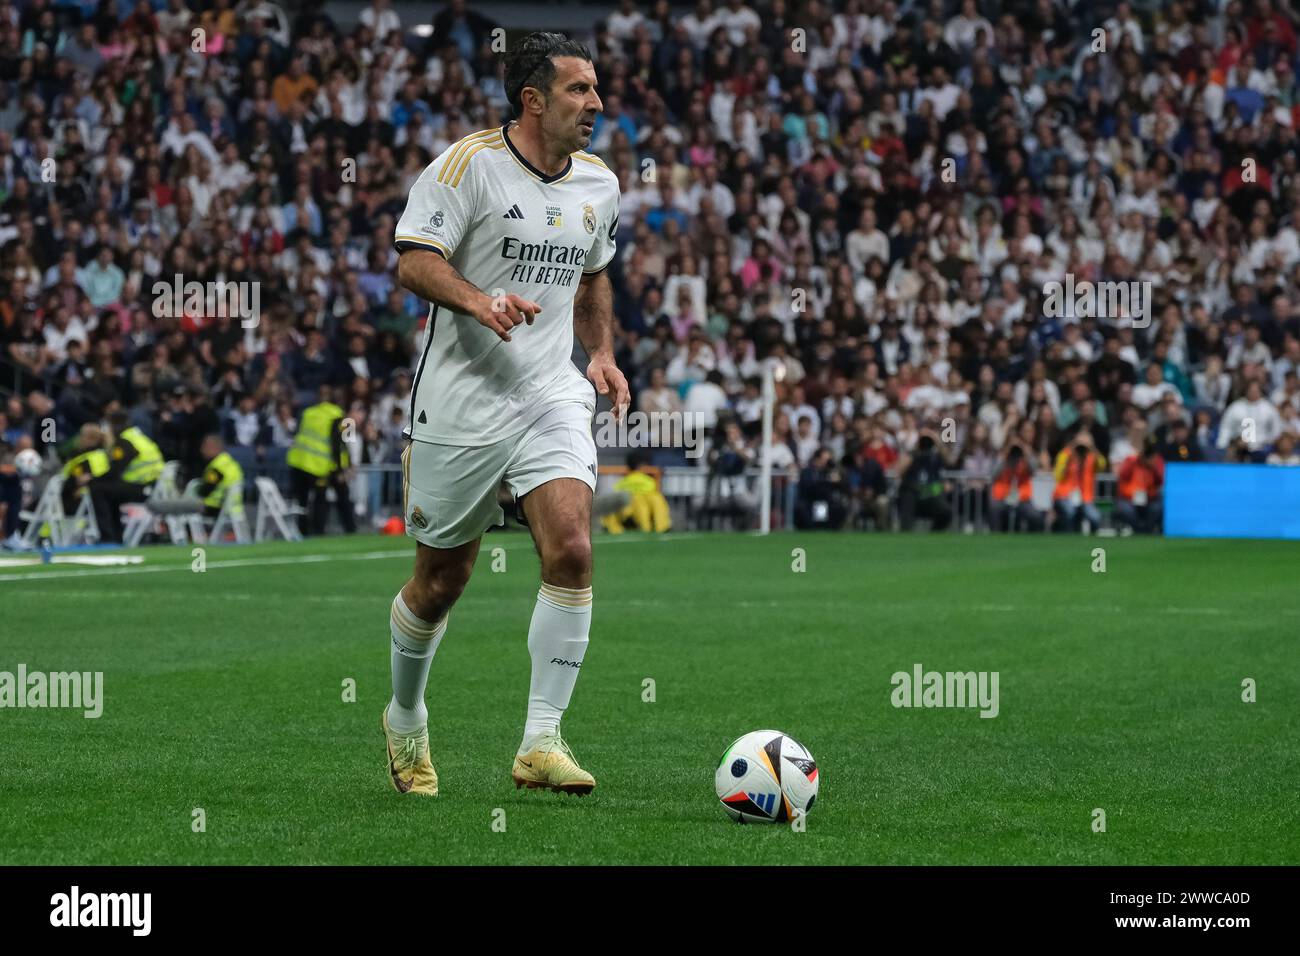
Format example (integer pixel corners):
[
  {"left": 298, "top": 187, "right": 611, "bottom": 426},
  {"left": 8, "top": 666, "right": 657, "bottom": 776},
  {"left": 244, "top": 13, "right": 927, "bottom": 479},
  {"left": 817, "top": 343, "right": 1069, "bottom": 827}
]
[
  {"left": 0, "top": 533, "right": 702, "bottom": 584},
  {"left": 0, "top": 589, "right": 363, "bottom": 601},
  {"left": 670, "top": 599, "right": 1300, "bottom": 617},
  {"left": 0, "top": 550, "right": 403, "bottom": 583}
]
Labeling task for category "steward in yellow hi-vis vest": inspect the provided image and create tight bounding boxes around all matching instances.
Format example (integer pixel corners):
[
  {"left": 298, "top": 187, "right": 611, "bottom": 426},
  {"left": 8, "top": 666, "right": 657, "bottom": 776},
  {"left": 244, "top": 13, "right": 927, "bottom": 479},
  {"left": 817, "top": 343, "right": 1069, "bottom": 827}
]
[
  {"left": 60, "top": 423, "right": 124, "bottom": 541},
  {"left": 600, "top": 453, "right": 672, "bottom": 534},
  {"left": 61, "top": 448, "right": 110, "bottom": 482},
  {"left": 116, "top": 425, "right": 165, "bottom": 485},
  {"left": 69, "top": 412, "right": 170, "bottom": 544},
  {"left": 287, "top": 385, "right": 356, "bottom": 536},
  {"left": 288, "top": 401, "right": 349, "bottom": 476},
  {"left": 195, "top": 434, "right": 244, "bottom": 518}
]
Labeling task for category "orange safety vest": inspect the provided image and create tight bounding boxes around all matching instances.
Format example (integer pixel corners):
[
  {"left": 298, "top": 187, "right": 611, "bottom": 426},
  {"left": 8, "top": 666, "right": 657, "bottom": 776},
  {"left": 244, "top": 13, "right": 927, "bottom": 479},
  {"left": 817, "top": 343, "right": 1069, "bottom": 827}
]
[
  {"left": 991, "top": 462, "right": 1033, "bottom": 502},
  {"left": 1053, "top": 450, "right": 1100, "bottom": 503},
  {"left": 1118, "top": 456, "right": 1163, "bottom": 501}
]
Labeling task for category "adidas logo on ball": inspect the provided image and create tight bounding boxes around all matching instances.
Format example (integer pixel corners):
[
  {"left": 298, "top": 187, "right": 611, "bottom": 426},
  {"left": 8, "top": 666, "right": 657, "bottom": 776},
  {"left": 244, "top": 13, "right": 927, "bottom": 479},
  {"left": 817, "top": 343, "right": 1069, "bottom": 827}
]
[{"left": 715, "top": 730, "right": 818, "bottom": 824}]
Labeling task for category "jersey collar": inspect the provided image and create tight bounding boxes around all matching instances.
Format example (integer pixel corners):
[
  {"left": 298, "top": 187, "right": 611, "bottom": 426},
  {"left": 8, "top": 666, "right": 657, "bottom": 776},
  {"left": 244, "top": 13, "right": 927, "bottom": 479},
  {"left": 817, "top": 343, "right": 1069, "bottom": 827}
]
[{"left": 501, "top": 122, "right": 573, "bottom": 184}]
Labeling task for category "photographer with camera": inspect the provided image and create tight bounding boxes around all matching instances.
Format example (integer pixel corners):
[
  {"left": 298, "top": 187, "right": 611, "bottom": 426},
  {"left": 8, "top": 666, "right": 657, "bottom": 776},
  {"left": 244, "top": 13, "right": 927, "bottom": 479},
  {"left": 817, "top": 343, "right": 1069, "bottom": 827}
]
[
  {"left": 896, "top": 429, "right": 952, "bottom": 531},
  {"left": 1052, "top": 430, "right": 1107, "bottom": 533},
  {"left": 843, "top": 438, "right": 891, "bottom": 531},
  {"left": 989, "top": 440, "right": 1043, "bottom": 532},
  {"left": 794, "top": 447, "right": 849, "bottom": 530},
  {"left": 701, "top": 418, "right": 759, "bottom": 528},
  {"left": 1115, "top": 436, "right": 1165, "bottom": 535}
]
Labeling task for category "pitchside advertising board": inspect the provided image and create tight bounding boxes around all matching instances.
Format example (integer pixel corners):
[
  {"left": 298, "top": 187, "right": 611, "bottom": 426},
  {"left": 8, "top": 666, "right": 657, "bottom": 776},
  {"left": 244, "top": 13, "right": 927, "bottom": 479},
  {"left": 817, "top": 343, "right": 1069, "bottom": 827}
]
[{"left": 1165, "top": 464, "right": 1300, "bottom": 539}]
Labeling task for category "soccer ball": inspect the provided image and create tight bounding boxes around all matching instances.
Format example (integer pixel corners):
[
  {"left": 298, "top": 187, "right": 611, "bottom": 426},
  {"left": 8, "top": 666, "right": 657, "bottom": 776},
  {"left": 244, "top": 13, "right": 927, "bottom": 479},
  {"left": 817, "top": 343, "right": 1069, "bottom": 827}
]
[
  {"left": 14, "top": 448, "right": 42, "bottom": 477},
  {"left": 714, "top": 729, "right": 819, "bottom": 824}
]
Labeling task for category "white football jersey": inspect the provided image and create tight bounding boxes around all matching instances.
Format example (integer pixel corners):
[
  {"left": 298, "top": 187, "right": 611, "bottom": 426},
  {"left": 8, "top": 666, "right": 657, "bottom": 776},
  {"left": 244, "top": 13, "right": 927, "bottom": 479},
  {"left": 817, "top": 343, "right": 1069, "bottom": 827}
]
[{"left": 394, "top": 124, "right": 620, "bottom": 445}]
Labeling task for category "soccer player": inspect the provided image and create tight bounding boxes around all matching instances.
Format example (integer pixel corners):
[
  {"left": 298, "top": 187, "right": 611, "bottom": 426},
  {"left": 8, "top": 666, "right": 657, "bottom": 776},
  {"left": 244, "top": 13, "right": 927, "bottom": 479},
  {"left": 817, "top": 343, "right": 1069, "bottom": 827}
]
[{"left": 382, "top": 32, "right": 628, "bottom": 797}]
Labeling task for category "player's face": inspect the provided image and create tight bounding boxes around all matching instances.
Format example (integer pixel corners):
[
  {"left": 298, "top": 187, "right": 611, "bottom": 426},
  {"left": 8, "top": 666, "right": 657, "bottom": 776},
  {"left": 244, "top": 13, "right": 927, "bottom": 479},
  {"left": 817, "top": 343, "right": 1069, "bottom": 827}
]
[{"left": 542, "top": 56, "right": 602, "bottom": 152}]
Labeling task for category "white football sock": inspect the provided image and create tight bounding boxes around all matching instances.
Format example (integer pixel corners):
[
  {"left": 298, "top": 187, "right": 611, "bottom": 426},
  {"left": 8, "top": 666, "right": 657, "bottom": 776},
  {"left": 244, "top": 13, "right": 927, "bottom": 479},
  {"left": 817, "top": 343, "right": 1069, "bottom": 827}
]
[
  {"left": 520, "top": 582, "right": 591, "bottom": 751},
  {"left": 387, "top": 592, "right": 447, "bottom": 734}
]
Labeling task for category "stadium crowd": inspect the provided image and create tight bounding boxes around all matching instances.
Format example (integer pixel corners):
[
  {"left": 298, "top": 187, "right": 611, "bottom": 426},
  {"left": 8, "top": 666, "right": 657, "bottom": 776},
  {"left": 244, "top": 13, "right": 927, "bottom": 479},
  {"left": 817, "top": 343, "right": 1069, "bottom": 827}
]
[{"left": 3, "top": 0, "right": 1300, "bottom": 544}]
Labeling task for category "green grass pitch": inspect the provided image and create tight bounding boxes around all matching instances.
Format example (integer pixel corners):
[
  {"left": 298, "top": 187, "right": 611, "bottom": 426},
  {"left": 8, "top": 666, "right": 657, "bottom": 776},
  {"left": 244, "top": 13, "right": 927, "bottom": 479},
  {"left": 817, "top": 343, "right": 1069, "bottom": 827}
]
[{"left": 1, "top": 531, "right": 1296, "bottom": 865}]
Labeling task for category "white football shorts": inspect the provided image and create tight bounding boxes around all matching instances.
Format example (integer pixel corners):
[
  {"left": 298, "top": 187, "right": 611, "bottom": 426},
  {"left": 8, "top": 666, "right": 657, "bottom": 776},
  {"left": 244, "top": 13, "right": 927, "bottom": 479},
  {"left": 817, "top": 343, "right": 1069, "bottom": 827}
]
[{"left": 401, "top": 399, "right": 597, "bottom": 549}]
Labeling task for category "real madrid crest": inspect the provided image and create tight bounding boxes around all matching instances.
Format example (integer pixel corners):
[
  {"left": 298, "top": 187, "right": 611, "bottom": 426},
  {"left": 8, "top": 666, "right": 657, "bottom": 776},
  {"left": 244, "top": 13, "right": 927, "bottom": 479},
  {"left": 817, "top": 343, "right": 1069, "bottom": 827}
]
[
  {"left": 409, "top": 506, "right": 428, "bottom": 530},
  {"left": 582, "top": 202, "right": 596, "bottom": 235}
]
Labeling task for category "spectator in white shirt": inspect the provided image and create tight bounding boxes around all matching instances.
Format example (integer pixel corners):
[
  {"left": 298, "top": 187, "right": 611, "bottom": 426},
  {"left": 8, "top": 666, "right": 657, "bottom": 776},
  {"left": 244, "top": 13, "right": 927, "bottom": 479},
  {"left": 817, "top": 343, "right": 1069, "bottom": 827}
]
[
  {"left": 667, "top": 334, "right": 718, "bottom": 388},
  {"left": 1272, "top": 371, "right": 1300, "bottom": 413},
  {"left": 905, "top": 368, "right": 947, "bottom": 415},
  {"left": 230, "top": 394, "right": 264, "bottom": 447},
  {"left": 1227, "top": 323, "right": 1275, "bottom": 372},
  {"left": 1104, "top": 1, "right": 1145, "bottom": 54},
  {"left": 944, "top": 0, "right": 992, "bottom": 51},
  {"left": 663, "top": 265, "right": 708, "bottom": 329},
  {"left": 606, "top": 0, "right": 645, "bottom": 41},
  {"left": 1132, "top": 363, "right": 1180, "bottom": 410},
  {"left": 1193, "top": 355, "right": 1233, "bottom": 409},
  {"left": 917, "top": 66, "right": 961, "bottom": 121},
  {"left": 359, "top": 0, "right": 401, "bottom": 42},
  {"left": 718, "top": 0, "right": 761, "bottom": 46},
  {"left": 42, "top": 311, "right": 90, "bottom": 362},
  {"left": 685, "top": 164, "right": 735, "bottom": 219},
  {"left": 762, "top": 417, "right": 798, "bottom": 472},
  {"left": 1218, "top": 381, "right": 1283, "bottom": 451},
  {"left": 212, "top": 140, "right": 253, "bottom": 193},
  {"left": 793, "top": 415, "right": 820, "bottom": 467},
  {"left": 160, "top": 111, "right": 220, "bottom": 166},
  {"left": 157, "top": 0, "right": 192, "bottom": 34},
  {"left": 683, "top": 370, "right": 731, "bottom": 430},
  {"left": 820, "top": 377, "right": 855, "bottom": 424},
  {"left": 781, "top": 384, "right": 821, "bottom": 439},
  {"left": 846, "top": 207, "right": 889, "bottom": 276},
  {"left": 1109, "top": 416, "right": 1147, "bottom": 468},
  {"left": 680, "top": 0, "right": 719, "bottom": 48}
]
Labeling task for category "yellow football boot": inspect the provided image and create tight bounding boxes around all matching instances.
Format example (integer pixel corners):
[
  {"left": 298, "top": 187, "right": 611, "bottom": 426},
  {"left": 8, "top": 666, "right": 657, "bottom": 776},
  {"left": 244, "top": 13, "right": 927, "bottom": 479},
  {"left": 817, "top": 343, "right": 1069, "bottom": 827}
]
[
  {"left": 511, "top": 731, "right": 595, "bottom": 796},
  {"left": 383, "top": 709, "right": 438, "bottom": 796}
]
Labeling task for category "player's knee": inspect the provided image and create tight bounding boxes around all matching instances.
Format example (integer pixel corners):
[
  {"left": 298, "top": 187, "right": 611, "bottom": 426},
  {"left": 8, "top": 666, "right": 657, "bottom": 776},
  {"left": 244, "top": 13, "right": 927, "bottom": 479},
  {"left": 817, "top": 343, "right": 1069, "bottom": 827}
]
[
  {"left": 543, "top": 531, "right": 591, "bottom": 586},
  {"left": 405, "top": 562, "right": 473, "bottom": 621}
]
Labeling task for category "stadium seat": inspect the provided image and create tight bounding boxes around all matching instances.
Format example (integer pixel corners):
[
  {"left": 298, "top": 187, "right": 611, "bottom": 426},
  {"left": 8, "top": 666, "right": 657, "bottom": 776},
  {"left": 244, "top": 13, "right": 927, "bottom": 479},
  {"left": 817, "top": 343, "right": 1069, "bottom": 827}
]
[
  {"left": 121, "top": 461, "right": 178, "bottom": 547},
  {"left": 19, "top": 475, "right": 70, "bottom": 548},
  {"left": 253, "top": 477, "right": 304, "bottom": 543},
  {"left": 18, "top": 476, "right": 100, "bottom": 547},
  {"left": 121, "top": 462, "right": 205, "bottom": 546},
  {"left": 206, "top": 481, "right": 251, "bottom": 545},
  {"left": 66, "top": 491, "right": 100, "bottom": 546}
]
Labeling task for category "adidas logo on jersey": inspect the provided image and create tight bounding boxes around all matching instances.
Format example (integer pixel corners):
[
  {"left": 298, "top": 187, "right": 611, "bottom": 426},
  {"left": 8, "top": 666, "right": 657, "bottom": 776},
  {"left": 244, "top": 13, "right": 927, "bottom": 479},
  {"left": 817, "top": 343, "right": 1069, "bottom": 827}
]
[{"left": 502, "top": 204, "right": 525, "bottom": 219}]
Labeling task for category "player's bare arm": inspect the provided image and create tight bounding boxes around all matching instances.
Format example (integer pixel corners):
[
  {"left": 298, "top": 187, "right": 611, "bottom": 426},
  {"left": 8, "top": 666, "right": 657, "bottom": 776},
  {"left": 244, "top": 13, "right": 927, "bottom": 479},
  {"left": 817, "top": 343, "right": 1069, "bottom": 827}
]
[
  {"left": 574, "top": 269, "right": 629, "bottom": 419},
  {"left": 396, "top": 247, "right": 540, "bottom": 343}
]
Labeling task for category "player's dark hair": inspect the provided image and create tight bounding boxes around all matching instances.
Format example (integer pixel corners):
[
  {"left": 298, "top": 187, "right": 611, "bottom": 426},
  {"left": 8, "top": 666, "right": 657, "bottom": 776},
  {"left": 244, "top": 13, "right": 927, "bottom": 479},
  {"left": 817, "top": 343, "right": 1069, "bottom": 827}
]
[{"left": 505, "top": 32, "right": 592, "bottom": 117}]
